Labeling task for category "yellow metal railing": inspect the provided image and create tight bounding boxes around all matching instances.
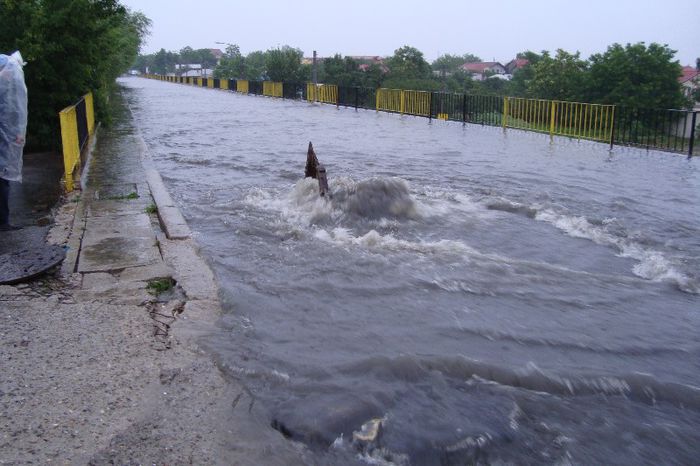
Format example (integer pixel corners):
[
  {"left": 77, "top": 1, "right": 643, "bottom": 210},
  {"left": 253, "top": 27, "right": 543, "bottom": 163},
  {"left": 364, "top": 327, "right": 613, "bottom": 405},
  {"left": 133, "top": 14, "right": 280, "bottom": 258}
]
[
  {"left": 263, "top": 81, "right": 283, "bottom": 97},
  {"left": 59, "top": 92, "right": 95, "bottom": 192},
  {"left": 376, "top": 89, "right": 431, "bottom": 117},
  {"left": 307, "top": 83, "right": 338, "bottom": 104},
  {"left": 207, "top": 78, "right": 214, "bottom": 89},
  {"left": 503, "top": 97, "right": 615, "bottom": 143},
  {"left": 143, "top": 74, "right": 621, "bottom": 147},
  {"left": 376, "top": 88, "right": 402, "bottom": 113}
]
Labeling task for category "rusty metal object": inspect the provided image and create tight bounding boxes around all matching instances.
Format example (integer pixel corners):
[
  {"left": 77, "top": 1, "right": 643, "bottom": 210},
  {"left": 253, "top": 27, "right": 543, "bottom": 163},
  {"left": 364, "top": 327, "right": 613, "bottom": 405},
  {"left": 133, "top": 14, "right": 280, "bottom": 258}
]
[
  {"left": 0, "top": 244, "right": 66, "bottom": 285},
  {"left": 305, "top": 142, "right": 332, "bottom": 197},
  {"left": 305, "top": 142, "right": 319, "bottom": 179},
  {"left": 317, "top": 165, "right": 330, "bottom": 197}
]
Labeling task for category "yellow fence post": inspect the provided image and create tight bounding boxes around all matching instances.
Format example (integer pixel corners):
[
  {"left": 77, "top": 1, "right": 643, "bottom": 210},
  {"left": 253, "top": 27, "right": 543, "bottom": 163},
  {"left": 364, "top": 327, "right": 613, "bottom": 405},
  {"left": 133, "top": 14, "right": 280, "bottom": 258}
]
[
  {"left": 503, "top": 96, "right": 509, "bottom": 129},
  {"left": 550, "top": 101, "right": 557, "bottom": 140},
  {"left": 85, "top": 92, "right": 95, "bottom": 135},
  {"left": 59, "top": 107, "right": 80, "bottom": 192}
]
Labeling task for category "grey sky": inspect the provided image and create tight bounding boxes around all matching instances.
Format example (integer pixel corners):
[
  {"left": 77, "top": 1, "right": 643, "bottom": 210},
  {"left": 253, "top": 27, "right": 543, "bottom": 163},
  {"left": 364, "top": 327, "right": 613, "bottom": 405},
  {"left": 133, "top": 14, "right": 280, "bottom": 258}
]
[{"left": 120, "top": 0, "right": 699, "bottom": 65}]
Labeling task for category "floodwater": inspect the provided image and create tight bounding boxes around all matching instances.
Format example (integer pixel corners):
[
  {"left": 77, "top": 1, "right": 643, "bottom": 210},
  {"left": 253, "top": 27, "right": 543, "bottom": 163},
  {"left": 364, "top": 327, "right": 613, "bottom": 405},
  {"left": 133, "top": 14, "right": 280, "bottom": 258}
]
[{"left": 122, "top": 77, "right": 700, "bottom": 465}]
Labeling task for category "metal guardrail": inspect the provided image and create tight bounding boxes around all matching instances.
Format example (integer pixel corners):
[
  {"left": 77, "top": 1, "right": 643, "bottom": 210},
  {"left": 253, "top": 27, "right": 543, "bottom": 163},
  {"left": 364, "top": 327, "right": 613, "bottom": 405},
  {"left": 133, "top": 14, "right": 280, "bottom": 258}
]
[
  {"left": 263, "top": 81, "right": 283, "bottom": 97},
  {"left": 307, "top": 83, "right": 338, "bottom": 104},
  {"left": 503, "top": 97, "right": 615, "bottom": 144},
  {"left": 59, "top": 92, "right": 95, "bottom": 192},
  {"left": 376, "top": 89, "right": 431, "bottom": 117},
  {"left": 143, "top": 74, "right": 699, "bottom": 156}
]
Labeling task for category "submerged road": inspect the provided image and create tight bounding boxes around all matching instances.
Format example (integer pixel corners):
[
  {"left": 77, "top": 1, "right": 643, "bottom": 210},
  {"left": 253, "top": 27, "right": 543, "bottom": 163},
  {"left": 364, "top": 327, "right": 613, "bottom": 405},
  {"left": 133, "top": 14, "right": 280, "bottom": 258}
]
[{"left": 124, "top": 77, "right": 700, "bottom": 465}]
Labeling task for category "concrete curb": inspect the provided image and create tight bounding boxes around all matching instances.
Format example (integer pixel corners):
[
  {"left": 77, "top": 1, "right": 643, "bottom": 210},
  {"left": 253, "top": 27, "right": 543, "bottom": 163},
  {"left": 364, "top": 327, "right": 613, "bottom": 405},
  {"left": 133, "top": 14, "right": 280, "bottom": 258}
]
[{"left": 134, "top": 137, "right": 192, "bottom": 240}]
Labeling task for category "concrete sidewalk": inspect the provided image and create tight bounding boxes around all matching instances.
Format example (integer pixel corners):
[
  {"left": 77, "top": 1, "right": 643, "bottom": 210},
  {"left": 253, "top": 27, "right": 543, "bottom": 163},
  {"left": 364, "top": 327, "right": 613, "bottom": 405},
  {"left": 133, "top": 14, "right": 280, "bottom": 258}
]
[{"left": 0, "top": 88, "right": 309, "bottom": 464}]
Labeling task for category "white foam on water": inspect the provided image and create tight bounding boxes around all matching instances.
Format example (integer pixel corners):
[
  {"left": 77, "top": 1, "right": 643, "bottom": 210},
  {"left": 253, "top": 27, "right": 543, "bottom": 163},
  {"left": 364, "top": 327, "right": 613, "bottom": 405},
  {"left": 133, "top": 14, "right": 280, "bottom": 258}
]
[
  {"left": 535, "top": 208, "right": 697, "bottom": 293},
  {"left": 414, "top": 187, "right": 487, "bottom": 218},
  {"left": 313, "top": 227, "right": 474, "bottom": 256}
]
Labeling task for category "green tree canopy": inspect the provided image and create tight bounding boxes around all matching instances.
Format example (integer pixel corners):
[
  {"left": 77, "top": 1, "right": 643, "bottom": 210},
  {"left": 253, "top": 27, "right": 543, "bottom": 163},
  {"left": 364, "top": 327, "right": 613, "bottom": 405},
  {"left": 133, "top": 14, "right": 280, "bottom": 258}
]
[
  {"left": 213, "top": 44, "right": 246, "bottom": 79},
  {"left": 151, "top": 48, "right": 178, "bottom": 74},
  {"left": 431, "top": 53, "right": 481, "bottom": 75},
  {"left": 527, "top": 49, "right": 588, "bottom": 101},
  {"left": 586, "top": 42, "right": 686, "bottom": 109},
  {"left": 244, "top": 50, "right": 266, "bottom": 80},
  {"left": 321, "top": 54, "right": 364, "bottom": 87},
  {"left": 0, "top": 0, "right": 150, "bottom": 148},
  {"left": 387, "top": 45, "right": 431, "bottom": 79},
  {"left": 507, "top": 51, "right": 544, "bottom": 96},
  {"left": 264, "top": 46, "right": 304, "bottom": 82}
]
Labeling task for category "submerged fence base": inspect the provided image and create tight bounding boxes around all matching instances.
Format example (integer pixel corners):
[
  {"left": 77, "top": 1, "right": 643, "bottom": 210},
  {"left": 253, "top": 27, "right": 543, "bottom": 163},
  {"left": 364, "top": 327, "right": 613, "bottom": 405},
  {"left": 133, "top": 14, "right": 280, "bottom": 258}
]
[{"left": 143, "top": 74, "right": 699, "bottom": 156}]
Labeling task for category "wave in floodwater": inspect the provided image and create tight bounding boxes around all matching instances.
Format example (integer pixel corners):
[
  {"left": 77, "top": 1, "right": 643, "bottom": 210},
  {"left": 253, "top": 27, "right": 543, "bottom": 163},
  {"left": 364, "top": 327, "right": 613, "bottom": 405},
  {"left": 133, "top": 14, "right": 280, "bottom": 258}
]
[{"left": 244, "top": 176, "right": 699, "bottom": 294}]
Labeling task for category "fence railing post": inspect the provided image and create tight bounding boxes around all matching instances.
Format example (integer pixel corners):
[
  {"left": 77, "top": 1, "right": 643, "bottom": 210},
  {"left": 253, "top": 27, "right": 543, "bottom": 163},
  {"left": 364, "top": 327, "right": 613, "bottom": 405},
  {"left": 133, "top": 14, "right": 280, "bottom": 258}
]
[
  {"left": 428, "top": 92, "right": 433, "bottom": 121},
  {"left": 688, "top": 111, "right": 697, "bottom": 156},
  {"left": 502, "top": 96, "right": 509, "bottom": 130},
  {"left": 462, "top": 94, "right": 467, "bottom": 124},
  {"left": 355, "top": 87, "right": 359, "bottom": 111},
  {"left": 550, "top": 101, "right": 557, "bottom": 140},
  {"left": 609, "top": 106, "right": 617, "bottom": 151}
]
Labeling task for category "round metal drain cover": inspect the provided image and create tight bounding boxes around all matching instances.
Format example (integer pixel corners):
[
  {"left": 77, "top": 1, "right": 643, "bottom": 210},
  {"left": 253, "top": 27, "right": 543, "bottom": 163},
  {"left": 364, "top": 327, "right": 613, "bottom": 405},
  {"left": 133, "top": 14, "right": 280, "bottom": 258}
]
[{"left": 0, "top": 245, "right": 66, "bottom": 285}]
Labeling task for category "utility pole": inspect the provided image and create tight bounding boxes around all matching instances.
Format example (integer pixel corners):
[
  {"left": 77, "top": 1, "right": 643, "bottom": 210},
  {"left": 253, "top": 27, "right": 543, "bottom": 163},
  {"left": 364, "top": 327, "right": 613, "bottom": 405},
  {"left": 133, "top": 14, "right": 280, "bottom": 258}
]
[{"left": 312, "top": 50, "right": 318, "bottom": 86}]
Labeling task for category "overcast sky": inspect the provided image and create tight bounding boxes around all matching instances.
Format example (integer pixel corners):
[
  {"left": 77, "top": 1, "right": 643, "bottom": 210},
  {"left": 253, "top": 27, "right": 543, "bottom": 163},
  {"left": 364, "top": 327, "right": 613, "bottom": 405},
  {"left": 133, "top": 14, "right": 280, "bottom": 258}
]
[{"left": 120, "top": 0, "right": 699, "bottom": 65}]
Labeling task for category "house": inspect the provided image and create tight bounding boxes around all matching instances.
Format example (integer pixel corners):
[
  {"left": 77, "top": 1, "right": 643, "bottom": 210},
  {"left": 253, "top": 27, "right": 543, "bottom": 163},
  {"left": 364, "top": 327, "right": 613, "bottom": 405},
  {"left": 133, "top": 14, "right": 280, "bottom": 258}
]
[
  {"left": 175, "top": 63, "right": 214, "bottom": 77},
  {"left": 209, "top": 48, "right": 224, "bottom": 65},
  {"left": 505, "top": 58, "right": 529, "bottom": 74},
  {"left": 460, "top": 61, "right": 506, "bottom": 81},
  {"left": 679, "top": 66, "right": 700, "bottom": 102}
]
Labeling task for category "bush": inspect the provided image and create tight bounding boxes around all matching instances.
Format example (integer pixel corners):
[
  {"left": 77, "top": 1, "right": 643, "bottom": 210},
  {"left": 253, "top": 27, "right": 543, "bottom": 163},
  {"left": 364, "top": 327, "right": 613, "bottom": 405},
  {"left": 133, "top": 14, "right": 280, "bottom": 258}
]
[{"left": 0, "top": 0, "right": 150, "bottom": 150}]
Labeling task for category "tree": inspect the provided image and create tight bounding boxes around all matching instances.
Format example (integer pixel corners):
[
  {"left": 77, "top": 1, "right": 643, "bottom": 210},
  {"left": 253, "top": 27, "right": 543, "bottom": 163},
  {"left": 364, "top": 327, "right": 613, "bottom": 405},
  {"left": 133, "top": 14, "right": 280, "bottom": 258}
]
[
  {"left": 152, "top": 48, "right": 177, "bottom": 74},
  {"left": 359, "top": 63, "right": 384, "bottom": 89},
  {"left": 0, "top": 0, "right": 150, "bottom": 148},
  {"left": 214, "top": 44, "right": 246, "bottom": 79},
  {"left": 244, "top": 50, "right": 266, "bottom": 80},
  {"left": 431, "top": 53, "right": 482, "bottom": 76},
  {"left": 322, "top": 54, "right": 363, "bottom": 86},
  {"left": 387, "top": 45, "right": 431, "bottom": 79},
  {"left": 527, "top": 49, "right": 588, "bottom": 101},
  {"left": 696, "top": 57, "right": 699, "bottom": 71},
  {"left": 507, "top": 50, "right": 544, "bottom": 96},
  {"left": 265, "top": 46, "right": 304, "bottom": 82},
  {"left": 586, "top": 42, "right": 687, "bottom": 109}
]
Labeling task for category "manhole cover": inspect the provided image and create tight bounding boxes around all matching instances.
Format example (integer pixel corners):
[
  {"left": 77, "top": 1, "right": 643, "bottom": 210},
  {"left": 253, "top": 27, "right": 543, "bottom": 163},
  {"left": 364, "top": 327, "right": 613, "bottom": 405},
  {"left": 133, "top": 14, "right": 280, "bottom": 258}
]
[{"left": 0, "top": 245, "right": 66, "bottom": 285}]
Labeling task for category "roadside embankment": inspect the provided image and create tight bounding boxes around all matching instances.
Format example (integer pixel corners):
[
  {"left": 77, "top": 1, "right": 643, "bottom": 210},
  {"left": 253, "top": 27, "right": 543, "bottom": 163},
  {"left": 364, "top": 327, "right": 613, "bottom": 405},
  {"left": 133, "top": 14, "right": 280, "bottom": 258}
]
[{"left": 0, "top": 87, "right": 309, "bottom": 465}]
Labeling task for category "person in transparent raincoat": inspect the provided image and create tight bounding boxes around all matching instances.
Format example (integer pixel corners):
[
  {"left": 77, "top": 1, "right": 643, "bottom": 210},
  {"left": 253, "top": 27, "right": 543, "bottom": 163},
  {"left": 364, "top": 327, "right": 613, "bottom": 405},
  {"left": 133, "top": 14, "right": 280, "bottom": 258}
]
[{"left": 0, "top": 51, "right": 28, "bottom": 230}]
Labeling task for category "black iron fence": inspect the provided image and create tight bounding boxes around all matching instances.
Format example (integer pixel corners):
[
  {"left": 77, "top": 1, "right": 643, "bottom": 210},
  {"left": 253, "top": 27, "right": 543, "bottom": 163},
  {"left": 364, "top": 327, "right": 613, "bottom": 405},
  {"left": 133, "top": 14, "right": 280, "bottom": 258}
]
[{"left": 146, "top": 74, "right": 699, "bottom": 156}]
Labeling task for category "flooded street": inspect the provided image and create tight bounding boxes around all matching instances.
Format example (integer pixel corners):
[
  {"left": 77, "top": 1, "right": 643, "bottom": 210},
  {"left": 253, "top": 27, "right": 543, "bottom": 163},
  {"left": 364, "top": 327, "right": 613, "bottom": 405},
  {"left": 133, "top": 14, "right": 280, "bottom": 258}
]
[{"left": 123, "top": 77, "right": 700, "bottom": 465}]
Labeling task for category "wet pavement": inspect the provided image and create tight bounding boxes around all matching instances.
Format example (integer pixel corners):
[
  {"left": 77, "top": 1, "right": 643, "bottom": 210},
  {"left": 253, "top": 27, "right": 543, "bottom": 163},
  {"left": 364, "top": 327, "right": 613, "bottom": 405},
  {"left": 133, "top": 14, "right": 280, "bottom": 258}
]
[
  {"left": 0, "top": 84, "right": 311, "bottom": 465},
  {"left": 0, "top": 151, "right": 63, "bottom": 257}
]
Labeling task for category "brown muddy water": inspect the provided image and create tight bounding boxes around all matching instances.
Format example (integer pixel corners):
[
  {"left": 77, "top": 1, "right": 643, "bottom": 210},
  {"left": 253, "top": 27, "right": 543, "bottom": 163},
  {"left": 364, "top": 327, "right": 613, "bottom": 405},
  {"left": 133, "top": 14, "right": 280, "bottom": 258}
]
[{"left": 123, "top": 77, "right": 700, "bottom": 465}]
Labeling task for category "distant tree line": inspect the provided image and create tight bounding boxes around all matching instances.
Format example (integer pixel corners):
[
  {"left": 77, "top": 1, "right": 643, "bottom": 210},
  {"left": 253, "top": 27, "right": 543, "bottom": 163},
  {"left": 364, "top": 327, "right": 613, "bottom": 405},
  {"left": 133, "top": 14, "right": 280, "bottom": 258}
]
[
  {"left": 136, "top": 41, "right": 693, "bottom": 111},
  {"left": 0, "top": 0, "right": 150, "bottom": 149}
]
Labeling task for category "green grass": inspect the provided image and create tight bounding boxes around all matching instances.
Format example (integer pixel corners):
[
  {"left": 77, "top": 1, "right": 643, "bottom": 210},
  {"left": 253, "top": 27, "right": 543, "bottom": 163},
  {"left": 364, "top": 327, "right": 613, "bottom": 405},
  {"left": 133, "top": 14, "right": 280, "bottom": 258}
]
[
  {"left": 146, "top": 277, "right": 175, "bottom": 295},
  {"left": 107, "top": 191, "right": 139, "bottom": 200},
  {"left": 145, "top": 204, "right": 158, "bottom": 214}
]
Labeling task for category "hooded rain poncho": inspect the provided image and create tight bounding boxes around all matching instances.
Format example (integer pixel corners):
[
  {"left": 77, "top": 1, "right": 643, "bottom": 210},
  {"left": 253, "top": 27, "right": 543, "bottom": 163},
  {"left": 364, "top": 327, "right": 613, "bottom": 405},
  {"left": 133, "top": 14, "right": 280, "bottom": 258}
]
[{"left": 0, "top": 51, "right": 28, "bottom": 182}]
